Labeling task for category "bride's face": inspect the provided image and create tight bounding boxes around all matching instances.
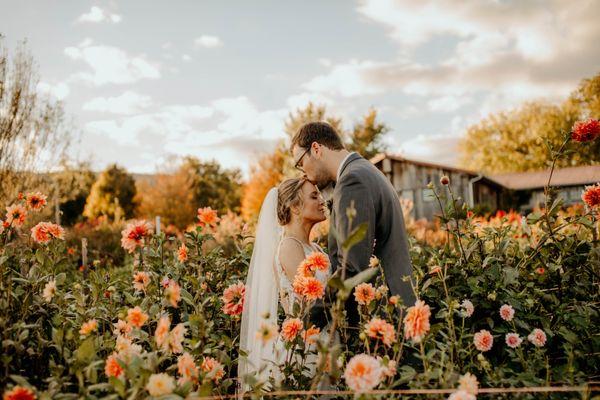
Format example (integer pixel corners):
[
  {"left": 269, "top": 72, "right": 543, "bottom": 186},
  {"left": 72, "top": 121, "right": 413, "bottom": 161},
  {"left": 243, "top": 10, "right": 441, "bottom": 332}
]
[{"left": 297, "top": 181, "right": 326, "bottom": 223}]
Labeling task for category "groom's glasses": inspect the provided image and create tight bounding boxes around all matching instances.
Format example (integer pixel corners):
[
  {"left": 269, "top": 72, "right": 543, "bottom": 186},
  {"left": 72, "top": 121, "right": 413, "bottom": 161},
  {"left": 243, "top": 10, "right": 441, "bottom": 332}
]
[{"left": 294, "top": 147, "right": 310, "bottom": 171}]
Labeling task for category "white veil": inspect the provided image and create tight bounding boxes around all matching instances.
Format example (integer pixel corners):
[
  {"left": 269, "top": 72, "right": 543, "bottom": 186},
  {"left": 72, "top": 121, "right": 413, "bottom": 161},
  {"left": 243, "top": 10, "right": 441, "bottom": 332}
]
[{"left": 238, "top": 187, "right": 282, "bottom": 391}]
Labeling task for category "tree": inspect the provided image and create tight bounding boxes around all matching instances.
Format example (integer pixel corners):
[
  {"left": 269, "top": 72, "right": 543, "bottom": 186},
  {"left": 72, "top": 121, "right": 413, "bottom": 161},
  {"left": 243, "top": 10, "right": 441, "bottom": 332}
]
[
  {"left": 83, "top": 164, "right": 137, "bottom": 220},
  {"left": 135, "top": 157, "right": 241, "bottom": 228},
  {"left": 240, "top": 148, "right": 286, "bottom": 221},
  {"left": 181, "top": 157, "right": 242, "bottom": 214},
  {"left": 284, "top": 102, "right": 343, "bottom": 140},
  {"left": 52, "top": 161, "right": 96, "bottom": 225},
  {"left": 346, "top": 108, "right": 389, "bottom": 160},
  {"left": 0, "top": 39, "right": 70, "bottom": 203},
  {"left": 460, "top": 72, "right": 600, "bottom": 173},
  {"left": 135, "top": 165, "right": 196, "bottom": 229}
]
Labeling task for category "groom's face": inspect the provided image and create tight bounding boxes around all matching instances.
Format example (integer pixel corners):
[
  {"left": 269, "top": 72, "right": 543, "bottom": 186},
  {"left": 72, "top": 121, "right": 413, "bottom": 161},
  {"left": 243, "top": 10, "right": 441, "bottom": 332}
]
[{"left": 292, "top": 143, "right": 332, "bottom": 190}]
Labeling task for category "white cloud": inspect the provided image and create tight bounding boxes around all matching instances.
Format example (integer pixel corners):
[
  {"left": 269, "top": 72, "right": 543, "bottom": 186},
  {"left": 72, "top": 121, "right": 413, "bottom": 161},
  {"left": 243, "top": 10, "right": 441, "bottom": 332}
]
[
  {"left": 286, "top": 92, "right": 334, "bottom": 110},
  {"left": 211, "top": 96, "right": 287, "bottom": 142},
  {"left": 318, "top": 58, "right": 333, "bottom": 67},
  {"left": 37, "top": 81, "right": 70, "bottom": 100},
  {"left": 182, "top": 54, "right": 192, "bottom": 62},
  {"left": 397, "top": 133, "right": 462, "bottom": 167},
  {"left": 82, "top": 96, "right": 287, "bottom": 175},
  {"left": 303, "top": 0, "right": 599, "bottom": 118},
  {"left": 194, "top": 35, "right": 223, "bottom": 48},
  {"left": 427, "top": 95, "right": 472, "bottom": 113},
  {"left": 77, "top": 6, "right": 121, "bottom": 24},
  {"left": 303, "top": 59, "right": 387, "bottom": 97},
  {"left": 64, "top": 40, "right": 160, "bottom": 86},
  {"left": 82, "top": 91, "right": 153, "bottom": 115}
]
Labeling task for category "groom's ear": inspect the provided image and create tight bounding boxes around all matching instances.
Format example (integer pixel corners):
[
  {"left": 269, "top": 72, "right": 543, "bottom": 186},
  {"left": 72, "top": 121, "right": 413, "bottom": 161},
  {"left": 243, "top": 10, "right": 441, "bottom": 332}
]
[{"left": 311, "top": 141, "right": 323, "bottom": 158}]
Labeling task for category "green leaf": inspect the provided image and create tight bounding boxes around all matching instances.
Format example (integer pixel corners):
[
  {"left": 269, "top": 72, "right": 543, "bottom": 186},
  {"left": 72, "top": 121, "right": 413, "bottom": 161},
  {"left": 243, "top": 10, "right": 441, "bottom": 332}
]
[
  {"left": 109, "top": 376, "right": 125, "bottom": 397},
  {"left": 9, "top": 375, "right": 31, "bottom": 387},
  {"left": 327, "top": 276, "right": 345, "bottom": 291},
  {"left": 55, "top": 272, "right": 66, "bottom": 286},
  {"left": 503, "top": 267, "right": 519, "bottom": 286},
  {"left": 342, "top": 223, "right": 368, "bottom": 252},
  {"left": 35, "top": 249, "right": 45, "bottom": 265},
  {"left": 75, "top": 337, "right": 95, "bottom": 363},
  {"left": 343, "top": 267, "right": 379, "bottom": 291}
]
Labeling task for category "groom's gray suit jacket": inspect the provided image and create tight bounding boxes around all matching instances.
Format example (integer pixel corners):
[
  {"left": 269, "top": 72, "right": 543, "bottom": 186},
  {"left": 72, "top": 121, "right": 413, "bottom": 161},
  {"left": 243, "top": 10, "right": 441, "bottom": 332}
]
[{"left": 328, "top": 153, "right": 415, "bottom": 318}]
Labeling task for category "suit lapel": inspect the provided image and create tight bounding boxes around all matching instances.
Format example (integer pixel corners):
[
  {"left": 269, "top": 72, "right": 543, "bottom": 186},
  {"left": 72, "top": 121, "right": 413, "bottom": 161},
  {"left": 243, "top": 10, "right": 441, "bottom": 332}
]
[{"left": 337, "top": 152, "right": 361, "bottom": 181}]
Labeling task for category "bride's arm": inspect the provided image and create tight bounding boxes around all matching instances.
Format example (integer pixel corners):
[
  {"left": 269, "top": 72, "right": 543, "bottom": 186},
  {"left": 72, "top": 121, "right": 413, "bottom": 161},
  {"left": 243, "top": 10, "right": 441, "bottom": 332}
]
[{"left": 279, "top": 239, "right": 305, "bottom": 282}]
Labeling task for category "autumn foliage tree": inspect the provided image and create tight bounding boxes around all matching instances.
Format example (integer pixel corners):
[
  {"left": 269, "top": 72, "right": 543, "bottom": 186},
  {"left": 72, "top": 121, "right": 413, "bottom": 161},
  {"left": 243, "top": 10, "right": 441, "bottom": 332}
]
[
  {"left": 136, "top": 157, "right": 242, "bottom": 228},
  {"left": 135, "top": 166, "right": 196, "bottom": 229},
  {"left": 460, "top": 72, "right": 600, "bottom": 173},
  {"left": 240, "top": 148, "right": 286, "bottom": 221},
  {"left": 83, "top": 164, "right": 137, "bottom": 221},
  {"left": 181, "top": 157, "right": 242, "bottom": 215},
  {"left": 346, "top": 108, "right": 389, "bottom": 160}
]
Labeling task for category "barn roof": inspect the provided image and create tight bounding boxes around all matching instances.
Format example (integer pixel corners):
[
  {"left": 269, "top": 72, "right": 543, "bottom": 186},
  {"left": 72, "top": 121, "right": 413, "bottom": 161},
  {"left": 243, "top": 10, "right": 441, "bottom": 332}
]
[
  {"left": 371, "top": 153, "right": 600, "bottom": 190},
  {"left": 488, "top": 165, "right": 600, "bottom": 190}
]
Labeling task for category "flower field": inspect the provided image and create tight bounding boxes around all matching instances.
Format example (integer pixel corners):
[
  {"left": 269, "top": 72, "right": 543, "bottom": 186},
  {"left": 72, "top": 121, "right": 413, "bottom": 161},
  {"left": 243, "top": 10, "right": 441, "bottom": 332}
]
[{"left": 1, "top": 127, "right": 600, "bottom": 399}]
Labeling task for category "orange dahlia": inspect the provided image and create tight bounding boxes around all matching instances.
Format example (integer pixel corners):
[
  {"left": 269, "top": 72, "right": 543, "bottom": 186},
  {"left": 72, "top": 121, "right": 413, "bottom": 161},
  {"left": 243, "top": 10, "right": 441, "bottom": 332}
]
[
  {"left": 120, "top": 220, "right": 152, "bottom": 253},
  {"left": 343, "top": 354, "right": 383, "bottom": 393},
  {"left": 302, "top": 252, "right": 330, "bottom": 275},
  {"left": 105, "top": 353, "right": 124, "bottom": 378},
  {"left": 473, "top": 329, "right": 493, "bottom": 352},
  {"left": 403, "top": 300, "right": 431, "bottom": 343},
  {"left": 197, "top": 207, "right": 220, "bottom": 227},
  {"left": 25, "top": 192, "right": 47, "bottom": 211},
  {"left": 177, "top": 352, "right": 199, "bottom": 384},
  {"left": 303, "top": 325, "right": 321, "bottom": 345},
  {"left": 177, "top": 243, "right": 188, "bottom": 262},
  {"left": 281, "top": 318, "right": 303, "bottom": 342},
  {"left": 201, "top": 357, "right": 225, "bottom": 383},
  {"left": 365, "top": 317, "right": 396, "bottom": 346},
  {"left": 354, "top": 283, "right": 376, "bottom": 305},
  {"left": 221, "top": 282, "right": 245, "bottom": 316},
  {"left": 126, "top": 306, "right": 149, "bottom": 328},
  {"left": 132, "top": 271, "right": 150, "bottom": 292},
  {"left": 292, "top": 275, "right": 324, "bottom": 301},
  {"left": 5, "top": 204, "right": 27, "bottom": 228}
]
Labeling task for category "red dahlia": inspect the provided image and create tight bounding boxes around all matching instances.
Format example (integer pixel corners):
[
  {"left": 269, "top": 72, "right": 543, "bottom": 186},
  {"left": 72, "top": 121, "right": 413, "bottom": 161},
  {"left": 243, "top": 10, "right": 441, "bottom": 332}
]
[{"left": 571, "top": 119, "right": 600, "bottom": 142}]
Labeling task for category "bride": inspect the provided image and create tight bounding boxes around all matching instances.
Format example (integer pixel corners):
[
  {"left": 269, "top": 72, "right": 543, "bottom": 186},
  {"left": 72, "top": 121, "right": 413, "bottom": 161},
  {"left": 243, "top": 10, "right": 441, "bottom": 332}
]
[{"left": 238, "top": 177, "right": 330, "bottom": 391}]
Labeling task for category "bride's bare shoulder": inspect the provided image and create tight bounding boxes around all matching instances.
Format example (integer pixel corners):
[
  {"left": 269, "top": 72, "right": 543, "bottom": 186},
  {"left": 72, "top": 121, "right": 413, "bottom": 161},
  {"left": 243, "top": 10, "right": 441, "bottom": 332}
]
[{"left": 279, "top": 238, "right": 305, "bottom": 280}]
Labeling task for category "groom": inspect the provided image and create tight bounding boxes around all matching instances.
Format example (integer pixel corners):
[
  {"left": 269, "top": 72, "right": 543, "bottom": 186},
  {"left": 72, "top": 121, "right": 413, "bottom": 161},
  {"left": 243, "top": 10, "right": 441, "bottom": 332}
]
[{"left": 291, "top": 121, "right": 415, "bottom": 329}]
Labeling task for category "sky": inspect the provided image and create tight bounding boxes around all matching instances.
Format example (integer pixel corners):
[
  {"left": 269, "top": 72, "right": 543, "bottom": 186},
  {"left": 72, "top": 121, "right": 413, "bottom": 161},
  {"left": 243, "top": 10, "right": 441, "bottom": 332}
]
[{"left": 1, "top": 0, "right": 599, "bottom": 177}]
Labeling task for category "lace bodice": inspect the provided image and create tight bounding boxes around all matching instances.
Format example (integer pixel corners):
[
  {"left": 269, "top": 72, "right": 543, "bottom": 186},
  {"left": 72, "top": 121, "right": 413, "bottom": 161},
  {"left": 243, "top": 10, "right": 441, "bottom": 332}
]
[{"left": 275, "top": 237, "right": 330, "bottom": 315}]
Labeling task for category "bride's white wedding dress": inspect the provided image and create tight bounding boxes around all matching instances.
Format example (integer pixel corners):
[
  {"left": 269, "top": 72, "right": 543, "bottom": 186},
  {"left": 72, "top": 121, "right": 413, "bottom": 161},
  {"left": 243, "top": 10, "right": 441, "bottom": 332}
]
[
  {"left": 275, "top": 237, "right": 330, "bottom": 316},
  {"left": 238, "top": 188, "right": 331, "bottom": 392}
]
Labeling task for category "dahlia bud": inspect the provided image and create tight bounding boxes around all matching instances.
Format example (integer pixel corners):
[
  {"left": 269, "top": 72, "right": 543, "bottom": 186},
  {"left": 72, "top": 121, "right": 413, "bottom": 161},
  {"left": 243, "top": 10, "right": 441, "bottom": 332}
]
[
  {"left": 359, "top": 332, "right": 367, "bottom": 341},
  {"left": 440, "top": 175, "right": 450, "bottom": 185}
]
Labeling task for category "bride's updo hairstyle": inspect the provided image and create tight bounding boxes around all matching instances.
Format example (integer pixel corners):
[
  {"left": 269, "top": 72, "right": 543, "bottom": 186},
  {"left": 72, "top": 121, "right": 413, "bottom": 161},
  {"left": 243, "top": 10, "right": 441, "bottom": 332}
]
[{"left": 277, "top": 177, "right": 307, "bottom": 225}]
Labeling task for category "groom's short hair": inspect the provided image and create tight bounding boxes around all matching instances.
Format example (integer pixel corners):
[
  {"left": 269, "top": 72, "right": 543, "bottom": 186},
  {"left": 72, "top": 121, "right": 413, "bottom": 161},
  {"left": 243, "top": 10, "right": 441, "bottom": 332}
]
[{"left": 292, "top": 121, "right": 345, "bottom": 151}]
